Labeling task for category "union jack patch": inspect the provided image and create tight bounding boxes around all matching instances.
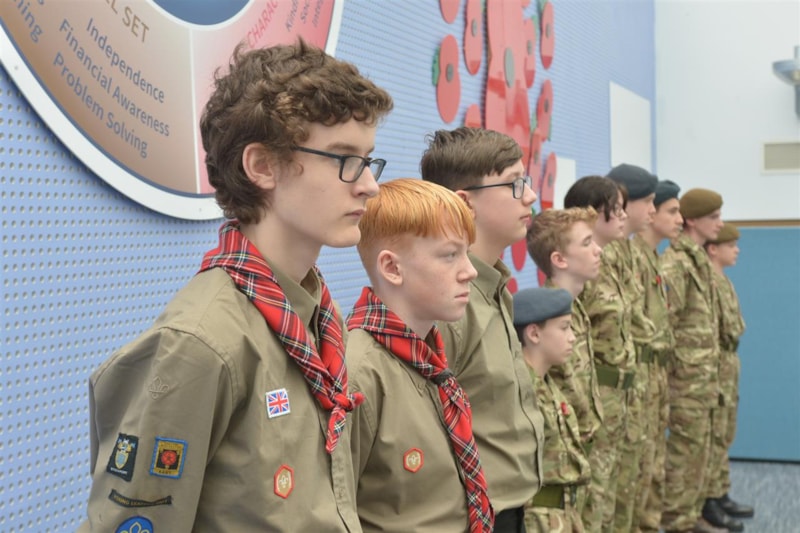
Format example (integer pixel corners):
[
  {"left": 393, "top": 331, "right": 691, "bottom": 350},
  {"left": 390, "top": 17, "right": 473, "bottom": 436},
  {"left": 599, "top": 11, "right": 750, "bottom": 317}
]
[{"left": 266, "top": 388, "right": 291, "bottom": 419}]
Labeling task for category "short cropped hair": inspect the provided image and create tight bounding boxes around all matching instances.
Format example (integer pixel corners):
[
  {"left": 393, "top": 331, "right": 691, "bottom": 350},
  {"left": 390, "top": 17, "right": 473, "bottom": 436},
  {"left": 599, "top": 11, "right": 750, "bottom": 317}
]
[
  {"left": 527, "top": 207, "right": 598, "bottom": 277},
  {"left": 200, "top": 40, "right": 393, "bottom": 223},
  {"left": 563, "top": 175, "right": 625, "bottom": 222},
  {"left": 357, "top": 178, "right": 476, "bottom": 278},
  {"left": 420, "top": 127, "right": 523, "bottom": 190}
]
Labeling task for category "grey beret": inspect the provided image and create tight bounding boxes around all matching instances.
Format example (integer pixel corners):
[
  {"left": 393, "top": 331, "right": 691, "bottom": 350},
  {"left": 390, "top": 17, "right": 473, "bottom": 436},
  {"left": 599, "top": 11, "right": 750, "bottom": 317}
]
[
  {"left": 606, "top": 163, "right": 658, "bottom": 200},
  {"left": 513, "top": 287, "right": 573, "bottom": 327},
  {"left": 654, "top": 179, "right": 681, "bottom": 207}
]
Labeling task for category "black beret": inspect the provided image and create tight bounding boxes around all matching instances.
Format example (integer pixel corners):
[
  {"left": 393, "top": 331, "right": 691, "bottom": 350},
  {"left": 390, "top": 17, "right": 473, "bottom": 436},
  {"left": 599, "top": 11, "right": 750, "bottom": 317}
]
[
  {"left": 654, "top": 179, "right": 681, "bottom": 207},
  {"left": 513, "top": 287, "right": 573, "bottom": 327},
  {"left": 680, "top": 188, "right": 723, "bottom": 219},
  {"left": 606, "top": 163, "right": 658, "bottom": 200}
]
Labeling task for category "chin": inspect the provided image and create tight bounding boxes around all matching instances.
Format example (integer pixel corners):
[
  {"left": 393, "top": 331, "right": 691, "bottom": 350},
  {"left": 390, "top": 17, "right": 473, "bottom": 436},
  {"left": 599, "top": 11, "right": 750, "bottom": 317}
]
[{"left": 326, "top": 229, "right": 361, "bottom": 249}]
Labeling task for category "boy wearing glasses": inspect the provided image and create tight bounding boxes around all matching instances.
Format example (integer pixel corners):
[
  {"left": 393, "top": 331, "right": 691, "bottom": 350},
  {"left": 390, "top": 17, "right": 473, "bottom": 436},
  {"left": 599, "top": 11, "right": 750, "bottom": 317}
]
[
  {"left": 421, "top": 127, "right": 544, "bottom": 533},
  {"left": 563, "top": 175, "right": 633, "bottom": 533},
  {"left": 79, "top": 41, "right": 392, "bottom": 532},
  {"left": 346, "top": 178, "right": 493, "bottom": 532}
]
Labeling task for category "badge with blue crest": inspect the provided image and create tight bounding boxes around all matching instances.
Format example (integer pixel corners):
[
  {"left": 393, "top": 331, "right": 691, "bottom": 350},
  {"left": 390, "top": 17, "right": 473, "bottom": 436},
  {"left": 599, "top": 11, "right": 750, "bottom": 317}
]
[{"left": 106, "top": 433, "right": 139, "bottom": 482}]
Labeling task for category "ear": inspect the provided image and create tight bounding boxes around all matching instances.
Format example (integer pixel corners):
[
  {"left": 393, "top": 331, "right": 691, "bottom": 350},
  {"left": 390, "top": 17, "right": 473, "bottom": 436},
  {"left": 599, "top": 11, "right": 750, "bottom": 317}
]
[
  {"left": 376, "top": 249, "right": 403, "bottom": 287},
  {"left": 550, "top": 250, "right": 568, "bottom": 271},
  {"left": 455, "top": 190, "right": 475, "bottom": 214},
  {"left": 525, "top": 323, "right": 541, "bottom": 345},
  {"left": 242, "top": 142, "right": 278, "bottom": 191}
]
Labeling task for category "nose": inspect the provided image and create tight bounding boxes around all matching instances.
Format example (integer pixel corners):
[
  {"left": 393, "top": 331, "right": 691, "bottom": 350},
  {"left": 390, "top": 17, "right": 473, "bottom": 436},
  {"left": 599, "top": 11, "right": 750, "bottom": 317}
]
[
  {"left": 568, "top": 330, "right": 576, "bottom": 344},
  {"left": 354, "top": 167, "right": 380, "bottom": 198},
  {"left": 462, "top": 257, "right": 478, "bottom": 282},
  {"left": 592, "top": 241, "right": 602, "bottom": 257},
  {"left": 522, "top": 182, "right": 537, "bottom": 206}
]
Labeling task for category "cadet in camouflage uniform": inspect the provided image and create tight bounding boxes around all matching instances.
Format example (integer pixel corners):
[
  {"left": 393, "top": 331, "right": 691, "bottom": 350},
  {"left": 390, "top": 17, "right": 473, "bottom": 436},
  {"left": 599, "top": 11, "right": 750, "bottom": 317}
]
[
  {"left": 526, "top": 207, "right": 604, "bottom": 513},
  {"left": 704, "top": 223, "right": 754, "bottom": 524},
  {"left": 513, "top": 288, "right": 591, "bottom": 533},
  {"left": 564, "top": 176, "right": 633, "bottom": 533},
  {"left": 634, "top": 180, "right": 683, "bottom": 532},
  {"left": 605, "top": 164, "right": 658, "bottom": 533},
  {"left": 660, "top": 189, "right": 726, "bottom": 533}
]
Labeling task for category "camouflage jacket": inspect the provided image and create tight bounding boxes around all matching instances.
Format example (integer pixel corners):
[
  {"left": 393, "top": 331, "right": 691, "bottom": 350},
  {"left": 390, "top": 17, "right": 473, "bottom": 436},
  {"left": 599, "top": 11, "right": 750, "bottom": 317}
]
[
  {"left": 580, "top": 241, "right": 636, "bottom": 370},
  {"left": 547, "top": 279, "right": 603, "bottom": 444},
  {"left": 632, "top": 235, "right": 673, "bottom": 353},
  {"left": 531, "top": 370, "right": 591, "bottom": 487},
  {"left": 661, "top": 234, "right": 720, "bottom": 407}
]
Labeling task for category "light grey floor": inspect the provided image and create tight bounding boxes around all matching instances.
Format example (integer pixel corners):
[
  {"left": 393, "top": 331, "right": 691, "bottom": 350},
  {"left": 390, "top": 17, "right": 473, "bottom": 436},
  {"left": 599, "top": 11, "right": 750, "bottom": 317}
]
[{"left": 726, "top": 460, "right": 800, "bottom": 533}]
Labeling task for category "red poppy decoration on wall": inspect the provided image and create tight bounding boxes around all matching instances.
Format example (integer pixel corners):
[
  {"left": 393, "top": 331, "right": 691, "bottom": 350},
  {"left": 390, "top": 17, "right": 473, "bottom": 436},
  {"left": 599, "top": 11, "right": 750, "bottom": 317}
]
[
  {"left": 463, "top": 0, "right": 483, "bottom": 75},
  {"left": 523, "top": 16, "right": 537, "bottom": 88},
  {"left": 464, "top": 104, "right": 482, "bottom": 128},
  {"left": 540, "top": 0, "right": 555, "bottom": 69},
  {"left": 440, "top": 0, "right": 461, "bottom": 23},
  {"left": 435, "top": 35, "right": 461, "bottom": 123}
]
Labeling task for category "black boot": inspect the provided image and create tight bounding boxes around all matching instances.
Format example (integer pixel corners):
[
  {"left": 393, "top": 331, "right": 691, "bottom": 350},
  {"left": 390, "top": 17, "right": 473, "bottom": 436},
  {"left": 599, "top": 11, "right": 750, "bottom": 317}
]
[
  {"left": 718, "top": 493, "right": 755, "bottom": 518},
  {"left": 702, "top": 498, "right": 744, "bottom": 532}
]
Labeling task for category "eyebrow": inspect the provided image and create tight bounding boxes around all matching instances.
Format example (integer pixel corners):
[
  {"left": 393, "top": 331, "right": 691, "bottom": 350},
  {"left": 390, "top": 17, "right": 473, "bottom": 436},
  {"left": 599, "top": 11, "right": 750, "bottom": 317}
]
[{"left": 322, "top": 142, "right": 375, "bottom": 155}]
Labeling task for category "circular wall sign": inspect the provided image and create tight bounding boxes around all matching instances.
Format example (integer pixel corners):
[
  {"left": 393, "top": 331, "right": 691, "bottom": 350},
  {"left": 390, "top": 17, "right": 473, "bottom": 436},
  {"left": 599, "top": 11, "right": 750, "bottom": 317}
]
[{"left": 0, "top": 0, "right": 343, "bottom": 219}]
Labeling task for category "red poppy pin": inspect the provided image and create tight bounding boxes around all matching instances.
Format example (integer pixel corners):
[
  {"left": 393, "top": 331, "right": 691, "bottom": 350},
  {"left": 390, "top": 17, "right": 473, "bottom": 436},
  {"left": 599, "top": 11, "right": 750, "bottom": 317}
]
[{"left": 560, "top": 402, "right": 569, "bottom": 416}]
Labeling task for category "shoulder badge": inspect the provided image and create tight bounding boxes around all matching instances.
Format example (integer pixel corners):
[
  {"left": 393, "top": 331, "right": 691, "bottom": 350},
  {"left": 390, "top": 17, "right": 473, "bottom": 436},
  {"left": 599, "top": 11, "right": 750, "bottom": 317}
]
[
  {"left": 149, "top": 437, "right": 187, "bottom": 479},
  {"left": 114, "top": 515, "right": 153, "bottom": 533},
  {"left": 106, "top": 433, "right": 139, "bottom": 482}
]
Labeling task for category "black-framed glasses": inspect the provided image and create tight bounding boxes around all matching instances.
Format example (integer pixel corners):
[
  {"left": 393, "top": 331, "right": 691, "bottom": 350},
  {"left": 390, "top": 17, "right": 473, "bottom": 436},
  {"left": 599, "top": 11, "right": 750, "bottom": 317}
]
[
  {"left": 462, "top": 175, "right": 533, "bottom": 199},
  {"left": 292, "top": 146, "right": 386, "bottom": 183},
  {"left": 610, "top": 204, "right": 626, "bottom": 218}
]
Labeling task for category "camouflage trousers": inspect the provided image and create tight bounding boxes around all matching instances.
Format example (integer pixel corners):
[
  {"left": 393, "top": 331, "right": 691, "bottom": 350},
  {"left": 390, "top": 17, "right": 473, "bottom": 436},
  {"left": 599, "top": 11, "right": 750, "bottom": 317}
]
[
  {"left": 636, "top": 359, "right": 669, "bottom": 532},
  {"left": 660, "top": 405, "right": 712, "bottom": 531},
  {"left": 613, "top": 370, "right": 646, "bottom": 533},
  {"left": 581, "top": 385, "right": 627, "bottom": 533},
  {"left": 525, "top": 498, "right": 585, "bottom": 532},
  {"left": 707, "top": 353, "right": 741, "bottom": 498}
]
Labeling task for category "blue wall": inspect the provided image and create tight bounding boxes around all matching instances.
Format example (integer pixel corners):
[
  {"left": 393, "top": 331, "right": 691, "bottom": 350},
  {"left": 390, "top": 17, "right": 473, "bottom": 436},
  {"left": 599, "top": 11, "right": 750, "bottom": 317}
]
[{"left": 728, "top": 227, "right": 800, "bottom": 462}]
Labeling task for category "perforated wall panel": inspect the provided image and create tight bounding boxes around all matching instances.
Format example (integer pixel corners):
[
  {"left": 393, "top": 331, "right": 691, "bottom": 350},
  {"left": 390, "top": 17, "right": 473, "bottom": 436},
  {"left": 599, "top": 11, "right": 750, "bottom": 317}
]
[{"left": 1, "top": 1, "right": 656, "bottom": 530}]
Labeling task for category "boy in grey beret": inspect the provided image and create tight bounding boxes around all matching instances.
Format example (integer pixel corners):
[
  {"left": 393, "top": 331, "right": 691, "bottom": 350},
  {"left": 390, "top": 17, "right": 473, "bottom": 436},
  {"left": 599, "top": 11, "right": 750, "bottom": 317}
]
[{"left": 513, "top": 287, "right": 590, "bottom": 533}]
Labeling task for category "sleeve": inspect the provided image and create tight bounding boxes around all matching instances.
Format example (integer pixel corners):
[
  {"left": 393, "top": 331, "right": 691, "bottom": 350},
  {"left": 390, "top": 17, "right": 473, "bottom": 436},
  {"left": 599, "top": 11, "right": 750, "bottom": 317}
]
[
  {"left": 347, "top": 352, "right": 380, "bottom": 485},
  {"left": 581, "top": 267, "right": 621, "bottom": 361},
  {"left": 79, "top": 328, "right": 236, "bottom": 532},
  {"left": 661, "top": 254, "right": 687, "bottom": 328}
]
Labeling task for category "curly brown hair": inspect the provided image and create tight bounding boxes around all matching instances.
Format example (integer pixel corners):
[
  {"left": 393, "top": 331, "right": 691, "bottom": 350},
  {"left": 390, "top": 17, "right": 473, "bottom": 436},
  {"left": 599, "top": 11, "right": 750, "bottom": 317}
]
[
  {"left": 526, "top": 207, "right": 598, "bottom": 277},
  {"left": 420, "top": 127, "right": 523, "bottom": 190},
  {"left": 200, "top": 39, "right": 393, "bottom": 223}
]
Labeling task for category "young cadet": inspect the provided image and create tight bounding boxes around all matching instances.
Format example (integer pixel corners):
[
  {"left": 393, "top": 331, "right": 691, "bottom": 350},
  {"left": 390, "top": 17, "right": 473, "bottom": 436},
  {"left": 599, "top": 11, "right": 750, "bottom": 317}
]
[
  {"left": 78, "top": 41, "right": 393, "bottom": 532},
  {"left": 661, "top": 189, "right": 727, "bottom": 533},
  {"left": 421, "top": 127, "right": 545, "bottom": 533},
  {"left": 633, "top": 179, "right": 683, "bottom": 533},
  {"left": 346, "top": 178, "right": 493, "bottom": 533},
  {"left": 513, "top": 287, "right": 591, "bottom": 533},
  {"left": 526, "top": 208, "right": 603, "bottom": 480},
  {"left": 563, "top": 175, "right": 632, "bottom": 533},
  {"left": 605, "top": 164, "right": 659, "bottom": 532},
  {"left": 704, "top": 223, "right": 754, "bottom": 527}
]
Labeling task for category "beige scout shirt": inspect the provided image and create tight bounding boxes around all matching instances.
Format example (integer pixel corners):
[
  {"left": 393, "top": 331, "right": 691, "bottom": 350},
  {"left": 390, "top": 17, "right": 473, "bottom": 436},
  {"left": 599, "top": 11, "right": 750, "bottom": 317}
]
[
  {"left": 79, "top": 267, "right": 360, "bottom": 533},
  {"left": 532, "top": 371, "right": 591, "bottom": 488},
  {"left": 347, "top": 329, "right": 469, "bottom": 533},
  {"left": 545, "top": 280, "right": 603, "bottom": 444},
  {"left": 438, "top": 255, "right": 545, "bottom": 512},
  {"left": 580, "top": 242, "right": 636, "bottom": 370},
  {"left": 661, "top": 234, "right": 721, "bottom": 408},
  {"left": 632, "top": 235, "right": 673, "bottom": 353}
]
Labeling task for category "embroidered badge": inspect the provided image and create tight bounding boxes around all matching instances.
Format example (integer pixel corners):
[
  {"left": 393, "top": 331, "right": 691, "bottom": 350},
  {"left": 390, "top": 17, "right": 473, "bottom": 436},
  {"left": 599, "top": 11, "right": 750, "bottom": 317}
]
[
  {"left": 109, "top": 489, "right": 172, "bottom": 508},
  {"left": 147, "top": 376, "right": 169, "bottom": 399},
  {"left": 106, "top": 433, "right": 139, "bottom": 482},
  {"left": 150, "top": 437, "right": 187, "bottom": 479},
  {"left": 114, "top": 515, "right": 154, "bottom": 533},
  {"left": 403, "top": 448, "right": 424, "bottom": 473},
  {"left": 266, "top": 388, "right": 291, "bottom": 418},
  {"left": 273, "top": 464, "right": 294, "bottom": 499}
]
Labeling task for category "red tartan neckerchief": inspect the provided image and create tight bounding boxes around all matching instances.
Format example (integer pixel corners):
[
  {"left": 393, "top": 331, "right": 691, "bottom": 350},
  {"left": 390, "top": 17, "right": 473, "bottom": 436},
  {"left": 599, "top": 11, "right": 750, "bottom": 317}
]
[
  {"left": 347, "top": 287, "right": 494, "bottom": 532},
  {"left": 198, "top": 221, "right": 363, "bottom": 453}
]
